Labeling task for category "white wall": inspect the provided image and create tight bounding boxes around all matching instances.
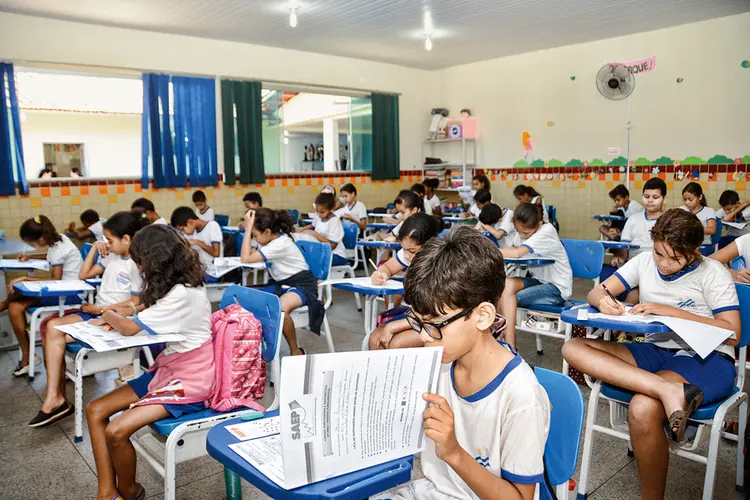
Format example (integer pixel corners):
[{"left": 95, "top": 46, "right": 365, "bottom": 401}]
[
  {"left": 436, "top": 13, "right": 750, "bottom": 168},
  {"left": 0, "top": 12, "right": 437, "bottom": 172},
  {"left": 20, "top": 112, "right": 141, "bottom": 178}
]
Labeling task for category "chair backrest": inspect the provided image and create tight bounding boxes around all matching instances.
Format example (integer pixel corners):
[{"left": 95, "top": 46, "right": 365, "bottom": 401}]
[
  {"left": 235, "top": 231, "right": 245, "bottom": 252},
  {"left": 341, "top": 221, "right": 359, "bottom": 250},
  {"left": 481, "top": 231, "right": 499, "bottom": 247},
  {"left": 734, "top": 283, "right": 750, "bottom": 391},
  {"left": 220, "top": 285, "right": 282, "bottom": 363},
  {"left": 561, "top": 239, "right": 604, "bottom": 279},
  {"left": 296, "top": 240, "right": 332, "bottom": 281},
  {"left": 80, "top": 242, "right": 94, "bottom": 260},
  {"left": 547, "top": 205, "right": 557, "bottom": 224},
  {"left": 215, "top": 214, "right": 230, "bottom": 227},
  {"left": 732, "top": 256, "right": 746, "bottom": 270},
  {"left": 711, "top": 218, "right": 723, "bottom": 247},
  {"left": 286, "top": 209, "right": 300, "bottom": 225},
  {"left": 534, "top": 366, "right": 584, "bottom": 487},
  {"left": 438, "top": 229, "right": 450, "bottom": 239}
]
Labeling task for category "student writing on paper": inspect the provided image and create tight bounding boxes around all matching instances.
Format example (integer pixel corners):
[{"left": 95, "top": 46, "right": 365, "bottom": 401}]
[
  {"left": 600, "top": 184, "right": 643, "bottom": 240},
  {"left": 498, "top": 203, "right": 573, "bottom": 348},
  {"left": 373, "top": 227, "right": 551, "bottom": 500},
  {"left": 192, "top": 189, "right": 215, "bottom": 221},
  {"left": 680, "top": 182, "right": 716, "bottom": 246},
  {"left": 30, "top": 212, "right": 146, "bottom": 429},
  {"left": 297, "top": 193, "right": 348, "bottom": 266},
  {"left": 170, "top": 206, "right": 224, "bottom": 279},
  {"left": 563, "top": 209, "right": 740, "bottom": 500},
  {"left": 422, "top": 178, "right": 442, "bottom": 217},
  {"left": 86, "top": 224, "right": 215, "bottom": 500},
  {"left": 716, "top": 189, "right": 750, "bottom": 247},
  {"left": 130, "top": 197, "right": 167, "bottom": 226},
  {"left": 709, "top": 233, "right": 750, "bottom": 283},
  {"left": 513, "top": 185, "right": 549, "bottom": 223},
  {"left": 68, "top": 209, "right": 108, "bottom": 242},
  {"left": 460, "top": 188, "right": 491, "bottom": 219},
  {"left": 474, "top": 202, "right": 516, "bottom": 248},
  {"left": 334, "top": 183, "right": 368, "bottom": 231},
  {"left": 0, "top": 215, "right": 83, "bottom": 377}
]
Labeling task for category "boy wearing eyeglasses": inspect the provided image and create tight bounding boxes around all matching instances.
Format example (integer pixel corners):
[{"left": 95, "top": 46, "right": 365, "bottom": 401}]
[{"left": 376, "top": 227, "right": 552, "bottom": 500}]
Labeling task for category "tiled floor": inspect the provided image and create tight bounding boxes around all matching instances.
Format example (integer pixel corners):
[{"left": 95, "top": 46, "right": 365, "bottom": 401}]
[{"left": 0, "top": 279, "right": 744, "bottom": 499}]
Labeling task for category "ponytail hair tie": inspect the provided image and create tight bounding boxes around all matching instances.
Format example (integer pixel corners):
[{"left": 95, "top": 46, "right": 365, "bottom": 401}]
[{"left": 34, "top": 216, "right": 42, "bottom": 224}]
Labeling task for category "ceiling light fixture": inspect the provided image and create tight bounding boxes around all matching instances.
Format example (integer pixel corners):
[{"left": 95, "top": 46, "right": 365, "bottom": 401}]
[
  {"left": 289, "top": 7, "right": 298, "bottom": 28},
  {"left": 425, "top": 36, "right": 433, "bottom": 51},
  {"left": 423, "top": 10, "right": 434, "bottom": 51}
]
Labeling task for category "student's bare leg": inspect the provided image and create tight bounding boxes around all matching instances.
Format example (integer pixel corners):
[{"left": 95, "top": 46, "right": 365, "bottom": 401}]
[
  {"left": 9, "top": 298, "right": 37, "bottom": 366},
  {"left": 106, "top": 404, "right": 170, "bottom": 499},
  {"left": 41, "top": 315, "right": 83, "bottom": 412},
  {"left": 562, "top": 339, "right": 689, "bottom": 421},
  {"left": 280, "top": 292, "right": 304, "bottom": 355},
  {"left": 498, "top": 277, "right": 525, "bottom": 348},
  {"left": 628, "top": 369, "right": 688, "bottom": 500},
  {"left": 86, "top": 384, "right": 141, "bottom": 500}
]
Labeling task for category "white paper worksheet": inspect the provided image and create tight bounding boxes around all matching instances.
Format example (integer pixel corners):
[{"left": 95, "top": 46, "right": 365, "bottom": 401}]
[
  {"left": 0, "top": 259, "right": 50, "bottom": 271},
  {"left": 56, "top": 322, "right": 185, "bottom": 352},
  {"left": 228, "top": 347, "right": 443, "bottom": 490},
  {"left": 19, "top": 280, "right": 94, "bottom": 292},
  {"left": 319, "top": 277, "right": 404, "bottom": 291}
]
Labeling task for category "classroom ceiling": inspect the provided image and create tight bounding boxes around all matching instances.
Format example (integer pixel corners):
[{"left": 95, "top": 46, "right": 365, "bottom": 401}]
[{"left": 1, "top": 0, "right": 748, "bottom": 70}]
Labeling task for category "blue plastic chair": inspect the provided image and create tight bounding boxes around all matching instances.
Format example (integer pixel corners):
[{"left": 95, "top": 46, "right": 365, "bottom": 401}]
[
  {"left": 80, "top": 242, "right": 93, "bottom": 260},
  {"left": 215, "top": 214, "right": 230, "bottom": 227},
  {"left": 482, "top": 231, "right": 499, "bottom": 247},
  {"left": 577, "top": 283, "right": 750, "bottom": 500},
  {"left": 732, "top": 256, "right": 746, "bottom": 270},
  {"left": 517, "top": 239, "right": 604, "bottom": 373},
  {"left": 294, "top": 240, "right": 335, "bottom": 352},
  {"left": 534, "top": 366, "right": 585, "bottom": 497},
  {"left": 286, "top": 209, "right": 301, "bottom": 225},
  {"left": 328, "top": 221, "right": 363, "bottom": 310},
  {"left": 547, "top": 205, "right": 557, "bottom": 224},
  {"left": 132, "top": 286, "right": 283, "bottom": 500}
]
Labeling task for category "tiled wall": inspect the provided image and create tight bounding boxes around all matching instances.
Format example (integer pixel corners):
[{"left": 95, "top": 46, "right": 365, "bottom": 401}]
[
  {"left": 1, "top": 165, "right": 747, "bottom": 243},
  {"left": 0, "top": 173, "right": 417, "bottom": 239}
]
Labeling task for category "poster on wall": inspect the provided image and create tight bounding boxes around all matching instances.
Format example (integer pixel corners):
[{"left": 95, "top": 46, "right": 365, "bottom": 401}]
[{"left": 608, "top": 55, "right": 656, "bottom": 75}]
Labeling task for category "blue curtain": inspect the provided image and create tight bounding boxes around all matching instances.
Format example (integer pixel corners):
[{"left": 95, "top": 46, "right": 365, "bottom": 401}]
[
  {"left": 141, "top": 73, "right": 175, "bottom": 189},
  {"left": 0, "top": 63, "right": 28, "bottom": 196},
  {"left": 173, "top": 76, "right": 217, "bottom": 187}
]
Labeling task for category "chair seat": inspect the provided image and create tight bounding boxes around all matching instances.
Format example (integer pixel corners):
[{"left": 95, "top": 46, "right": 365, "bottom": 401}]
[
  {"left": 526, "top": 299, "right": 585, "bottom": 315},
  {"left": 601, "top": 384, "right": 739, "bottom": 421},
  {"left": 150, "top": 407, "right": 262, "bottom": 435},
  {"left": 65, "top": 341, "right": 93, "bottom": 353}
]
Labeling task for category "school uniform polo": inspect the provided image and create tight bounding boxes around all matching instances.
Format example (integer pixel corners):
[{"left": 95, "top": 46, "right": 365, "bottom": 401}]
[
  {"left": 468, "top": 204, "right": 481, "bottom": 217},
  {"left": 680, "top": 206, "right": 717, "bottom": 245},
  {"left": 493, "top": 208, "right": 516, "bottom": 248},
  {"left": 88, "top": 219, "right": 107, "bottom": 242},
  {"left": 187, "top": 220, "right": 223, "bottom": 275},
  {"left": 394, "top": 249, "right": 411, "bottom": 269},
  {"left": 425, "top": 195, "right": 441, "bottom": 215},
  {"left": 392, "top": 221, "right": 404, "bottom": 238},
  {"left": 334, "top": 201, "right": 367, "bottom": 221},
  {"left": 735, "top": 234, "right": 750, "bottom": 263},
  {"left": 519, "top": 223, "right": 573, "bottom": 300},
  {"left": 531, "top": 196, "right": 550, "bottom": 223},
  {"left": 314, "top": 215, "right": 347, "bottom": 262},
  {"left": 197, "top": 207, "right": 215, "bottom": 222},
  {"left": 258, "top": 234, "right": 309, "bottom": 281},
  {"left": 152, "top": 217, "right": 168, "bottom": 225},
  {"left": 622, "top": 200, "right": 644, "bottom": 218},
  {"left": 47, "top": 234, "right": 83, "bottom": 280},
  {"left": 95, "top": 254, "right": 141, "bottom": 306},
  {"left": 385, "top": 344, "right": 551, "bottom": 500},
  {"left": 134, "top": 284, "right": 212, "bottom": 355},
  {"left": 621, "top": 211, "right": 660, "bottom": 258}
]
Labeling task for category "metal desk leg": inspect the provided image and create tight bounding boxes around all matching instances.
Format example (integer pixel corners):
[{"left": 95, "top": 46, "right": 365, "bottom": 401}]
[
  {"left": 241, "top": 268, "right": 249, "bottom": 287},
  {"left": 224, "top": 467, "right": 242, "bottom": 500},
  {"left": 361, "top": 295, "right": 376, "bottom": 351}
]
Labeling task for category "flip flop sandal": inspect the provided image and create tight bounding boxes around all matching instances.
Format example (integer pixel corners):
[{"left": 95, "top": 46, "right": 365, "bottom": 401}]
[
  {"left": 128, "top": 484, "right": 145, "bottom": 500},
  {"left": 667, "top": 383, "right": 704, "bottom": 443}
]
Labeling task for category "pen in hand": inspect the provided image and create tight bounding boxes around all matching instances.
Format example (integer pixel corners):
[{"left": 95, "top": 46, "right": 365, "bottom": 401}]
[{"left": 601, "top": 284, "right": 625, "bottom": 314}]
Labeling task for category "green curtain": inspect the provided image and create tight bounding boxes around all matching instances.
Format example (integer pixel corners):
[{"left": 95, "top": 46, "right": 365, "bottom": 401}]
[
  {"left": 371, "top": 93, "right": 400, "bottom": 180},
  {"left": 220, "top": 80, "right": 265, "bottom": 184}
]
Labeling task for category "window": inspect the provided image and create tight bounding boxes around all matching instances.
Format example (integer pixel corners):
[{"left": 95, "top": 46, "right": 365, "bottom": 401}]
[
  {"left": 15, "top": 68, "right": 142, "bottom": 180},
  {"left": 261, "top": 88, "right": 372, "bottom": 173}
]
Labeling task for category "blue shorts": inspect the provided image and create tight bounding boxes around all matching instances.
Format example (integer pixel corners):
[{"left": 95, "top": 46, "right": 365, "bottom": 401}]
[
  {"left": 626, "top": 343, "right": 736, "bottom": 404},
  {"left": 74, "top": 312, "right": 96, "bottom": 322},
  {"left": 127, "top": 371, "right": 207, "bottom": 418},
  {"left": 332, "top": 254, "right": 348, "bottom": 267},
  {"left": 516, "top": 278, "right": 565, "bottom": 308},
  {"left": 256, "top": 285, "right": 307, "bottom": 306}
]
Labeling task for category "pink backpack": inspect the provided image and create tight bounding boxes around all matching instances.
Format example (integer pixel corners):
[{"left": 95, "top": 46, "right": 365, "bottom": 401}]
[{"left": 208, "top": 303, "right": 267, "bottom": 413}]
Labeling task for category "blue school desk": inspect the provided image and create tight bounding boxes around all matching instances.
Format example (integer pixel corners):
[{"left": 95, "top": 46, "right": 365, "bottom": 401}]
[
  {"left": 0, "top": 239, "right": 41, "bottom": 350},
  {"left": 560, "top": 306, "right": 671, "bottom": 335},
  {"left": 591, "top": 215, "right": 627, "bottom": 222},
  {"left": 331, "top": 280, "right": 404, "bottom": 350},
  {"left": 222, "top": 226, "right": 242, "bottom": 235},
  {"left": 600, "top": 241, "right": 640, "bottom": 250},
  {"left": 0, "top": 238, "right": 35, "bottom": 257},
  {"left": 442, "top": 207, "right": 462, "bottom": 214},
  {"left": 366, "top": 223, "right": 397, "bottom": 231},
  {"left": 356, "top": 240, "right": 401, "bottom": 274},
  {"left": 206, "top": 411, "right": 414, "bottom": 500},
  {"left": 504, "top": 256, "right": 555, "bottom": 266},
  {"left": 0, "top": 260, "right": 49, "bottom": 272},
  {"left": 443, "top": 216, "right": 477, "bottom": 224}
]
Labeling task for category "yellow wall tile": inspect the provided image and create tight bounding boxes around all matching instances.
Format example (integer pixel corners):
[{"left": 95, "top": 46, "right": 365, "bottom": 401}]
[
  {"left": 31, "top": 197, "right": 41, "bottom": 208},
  {"left": 176, "top": 191, "right": 184, "bottom": 200},
  {"left": 71, "top": 196, "right": 80, "bottom": 206},
  {"left": 108, "top": 194, "right": 118, "bottom": 204}
]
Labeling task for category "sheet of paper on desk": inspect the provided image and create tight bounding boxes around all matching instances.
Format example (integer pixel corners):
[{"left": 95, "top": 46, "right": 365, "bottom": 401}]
[
  {"left": 320, "top": 277, "right": 403, "bottom": 290},
  {"left": 211, "top": 257, "right": 243, "bottom": 277},
  {"left": 226, "top": 416, "right": 280, "bottom": 441},
  {"left": 723, "top": 221, "right": 748, "bottom": 230},
  {"left": 587, "top": 311, "right": 734, "bottom": 358},
  {"left": 20, "top": 280, "right": 94, "bottom": 292},
  {"left": 56, "top": 323, "right": 185, "bottom": 352},
  {"left": 278, "top": 347, "right": 443, "bottom": 489},
  {"left": 229, "top": 435, "right": 286, "bottom": 488},
  {"left": 0, "top": 259, "right": 50, "bottom": 271}
]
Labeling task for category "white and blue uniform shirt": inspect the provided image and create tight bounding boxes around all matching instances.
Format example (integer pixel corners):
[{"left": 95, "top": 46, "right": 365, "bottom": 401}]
[
  {"left": 716, "top": 207, "right": 750, "bottom": 237},
  {"left": 621, "top": 211, "right": 659, "bottom": 258},
  {"left": 735, "top": 234, "right": 750, "bottom": 265},
  {"left": 387, "top": 343, "right": 552, "bottom": 500},
  {"left": 517, "top": 223, "right": 573, "bottom": 300},
  {"left": 88, "top": 219, "right": 108, "bottom": 242},
  {"left": 314, "top": 215, "right": 347, "bottom": 261},
  {"left": 46, "top": 234, "right": 83, "bottom": 281},
  {"left": 680, "top": 206, "right": 717, "bottom": 245},
  {"left": 187, "top": 220, "right": 223, "bottom": 275},
  {"left": 258, "top": 233, "right": 309, "bottom": 281},
  {"left": 614, "top": 252, "right": 739, "bottom": 357},
  {"left": 622, "top": 200, "right": 644, "bottom": 218},
  {"left": 197, "top": 207, "right": 215, "bottom": 222},
  {"left": 334, "top": 201, "right": 368, "bottom": 222},
  {"left": 493, "top": 208, "right": 516, "bottom": 248},
  {"left": 95, "top": 254, "right": 142, "bottom": 306}
]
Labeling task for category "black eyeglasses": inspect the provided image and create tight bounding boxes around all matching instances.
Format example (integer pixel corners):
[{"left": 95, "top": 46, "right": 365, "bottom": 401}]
[{"left": 404, "top": 308, "right": 473, "bottom": 340}]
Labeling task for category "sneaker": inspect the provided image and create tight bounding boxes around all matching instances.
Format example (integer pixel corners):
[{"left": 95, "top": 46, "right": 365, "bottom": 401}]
[
  {"left": 12, "top": 355, "right": 42, "bottom": 377},
  {"left": 28, "top": 401, "right": 74, "bottom": 428}
]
